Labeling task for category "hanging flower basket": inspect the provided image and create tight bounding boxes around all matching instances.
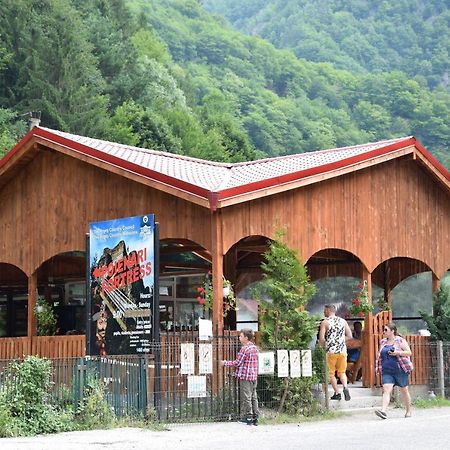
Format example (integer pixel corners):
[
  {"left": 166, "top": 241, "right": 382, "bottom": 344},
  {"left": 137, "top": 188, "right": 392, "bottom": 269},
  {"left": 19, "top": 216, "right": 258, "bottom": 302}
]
[
  {"left": 349, "top": 280, "right": 373, "bottom": 318},
  {"left": 196, "top": 272, "right": 236, "bottom": 317}
]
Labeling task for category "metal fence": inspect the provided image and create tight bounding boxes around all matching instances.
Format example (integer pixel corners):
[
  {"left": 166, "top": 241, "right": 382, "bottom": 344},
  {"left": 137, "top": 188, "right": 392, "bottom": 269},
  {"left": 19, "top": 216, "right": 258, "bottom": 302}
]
[
  {"left": 412, "top": 340, "right": 450, "bottom": 398},
  {"left": 1, "top": 339, "right": 449, "bottom": 423}
]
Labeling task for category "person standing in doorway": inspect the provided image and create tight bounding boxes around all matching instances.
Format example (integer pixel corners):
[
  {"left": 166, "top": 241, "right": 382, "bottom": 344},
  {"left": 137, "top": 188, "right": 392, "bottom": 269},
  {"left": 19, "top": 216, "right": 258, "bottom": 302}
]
[
  {"left": 222, "top": 329, "right": 259, "bottom": 425},
  {"left": 319, "top": 304, "right": 353, "bottom": 401},
  {"left": 375, "top": 322, "right": 413, "bottom": 419}
]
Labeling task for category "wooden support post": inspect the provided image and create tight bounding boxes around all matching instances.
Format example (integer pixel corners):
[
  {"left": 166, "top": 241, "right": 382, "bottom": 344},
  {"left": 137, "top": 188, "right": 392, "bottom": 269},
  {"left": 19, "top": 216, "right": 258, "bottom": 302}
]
[
  {"left": 211, "top": 211, "right": 224, "bottom": 335},
  {"left": 363, "top": 269, "right": 375, "bottom": 387},
  {"left": 27, "top": 271, "right": 38, "bottom": 338},
  {"left": 211, "top": 210, "right": 224, "bottom": 395},
  {"left": 383, "top": 261, "right": 392, "bottom": 309}
]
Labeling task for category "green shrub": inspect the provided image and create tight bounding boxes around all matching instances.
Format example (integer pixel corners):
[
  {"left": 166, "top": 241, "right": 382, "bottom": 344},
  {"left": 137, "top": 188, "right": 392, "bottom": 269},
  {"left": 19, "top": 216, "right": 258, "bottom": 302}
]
[
  {"left": 75, "top": 377, "right": 115, "bottom": 429},
  {"left": 312, "top": 345, "right": 326, "bottom": 383},
  {"left": 0, "top": 356, "right": 74, "bottom": 436}
]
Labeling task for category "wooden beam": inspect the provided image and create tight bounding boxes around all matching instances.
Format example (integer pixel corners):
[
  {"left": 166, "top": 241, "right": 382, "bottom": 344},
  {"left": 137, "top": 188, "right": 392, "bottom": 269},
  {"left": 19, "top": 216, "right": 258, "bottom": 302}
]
[
  {"left": 27, "top": 271, "right": 38, "bottom": 337},
  {"left": 235, "top": 245, "right": 268, "bottom": 253}
]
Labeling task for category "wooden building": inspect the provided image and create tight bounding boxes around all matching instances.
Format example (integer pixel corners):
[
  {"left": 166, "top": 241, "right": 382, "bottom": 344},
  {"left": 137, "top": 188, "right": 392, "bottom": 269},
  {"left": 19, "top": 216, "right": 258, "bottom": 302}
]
[{"left": 0, "top": 127, "right": 449, "bottom": 386}]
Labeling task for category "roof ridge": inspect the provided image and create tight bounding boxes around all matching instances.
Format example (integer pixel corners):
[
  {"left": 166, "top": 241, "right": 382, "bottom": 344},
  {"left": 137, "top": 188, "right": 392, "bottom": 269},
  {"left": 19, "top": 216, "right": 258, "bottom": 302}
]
[
  {"left": 39, "top": 127, "right": 233, "bottom": 169},
  {"left": 231, "top": 136, "right": 413, "bottom": 167},
  {"left": 39, "top": 127, "right": 412, "bottom": 170}
]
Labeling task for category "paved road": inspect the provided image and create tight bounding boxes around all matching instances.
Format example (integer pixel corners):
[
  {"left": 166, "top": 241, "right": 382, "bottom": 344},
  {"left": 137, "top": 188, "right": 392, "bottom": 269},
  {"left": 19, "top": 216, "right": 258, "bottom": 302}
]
[{"left": 2, "top": 407, "right": 450, "bottom": 450}]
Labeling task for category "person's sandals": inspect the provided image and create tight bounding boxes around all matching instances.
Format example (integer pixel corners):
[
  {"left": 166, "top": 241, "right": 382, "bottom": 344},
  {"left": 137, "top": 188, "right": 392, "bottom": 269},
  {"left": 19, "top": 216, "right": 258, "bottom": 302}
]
[
  {"left": 375, "top": 410, "right": 387, "bottom": 419},
  {"left": 330, "top": 392, "right": 341, "bottom": 400},
  {"left": 405, "top": 411, "right": 412, "bottom": 418}
]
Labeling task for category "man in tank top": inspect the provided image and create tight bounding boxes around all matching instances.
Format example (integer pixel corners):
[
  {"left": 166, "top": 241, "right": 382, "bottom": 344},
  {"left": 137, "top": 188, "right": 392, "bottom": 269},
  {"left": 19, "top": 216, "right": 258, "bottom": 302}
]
[{"left": 319, "top": 304, "right": 353, "bottom": 401}]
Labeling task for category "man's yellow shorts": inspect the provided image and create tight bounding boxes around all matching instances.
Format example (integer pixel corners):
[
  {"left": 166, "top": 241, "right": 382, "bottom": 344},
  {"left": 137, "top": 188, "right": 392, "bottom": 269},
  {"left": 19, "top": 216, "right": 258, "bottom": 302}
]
[{"left": 326, "top": 353, "right": 347, "bottom": 377}]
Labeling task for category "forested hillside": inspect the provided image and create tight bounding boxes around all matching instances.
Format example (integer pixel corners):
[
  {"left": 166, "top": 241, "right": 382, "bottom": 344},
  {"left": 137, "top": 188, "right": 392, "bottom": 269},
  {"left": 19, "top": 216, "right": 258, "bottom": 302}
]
[
  {"left": 0, "top": 0, "right": 449, "bottom": 170},
  {"left": 203, "top": 0, "right": 450, "bottom": 90}
]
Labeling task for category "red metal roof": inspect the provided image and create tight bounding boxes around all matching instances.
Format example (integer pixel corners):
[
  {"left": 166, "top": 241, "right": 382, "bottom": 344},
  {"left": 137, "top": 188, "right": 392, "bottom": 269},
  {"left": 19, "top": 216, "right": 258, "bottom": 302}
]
[{"left": 2, "top": 127, "right": 449, "bottom": 210}]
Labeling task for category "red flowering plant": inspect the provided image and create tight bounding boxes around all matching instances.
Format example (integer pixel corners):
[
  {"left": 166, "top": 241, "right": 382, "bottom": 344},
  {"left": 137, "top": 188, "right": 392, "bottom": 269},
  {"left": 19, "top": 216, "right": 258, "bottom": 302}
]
[
  {"left": 196, "top": 272, "right": 236, "bottom": 317},
  {"left": 349, "top": 280, "right": 373, "bottom": 318}
]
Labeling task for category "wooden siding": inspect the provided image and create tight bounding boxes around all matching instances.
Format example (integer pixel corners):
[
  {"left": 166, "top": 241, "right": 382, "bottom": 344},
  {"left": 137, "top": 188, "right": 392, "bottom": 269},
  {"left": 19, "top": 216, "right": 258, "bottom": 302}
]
[
  {"left": 0, "top": 150, "right": 213, "bottom": 275},
  {"left": 221, "top": 156, "right": 450, "bottom": 278}
]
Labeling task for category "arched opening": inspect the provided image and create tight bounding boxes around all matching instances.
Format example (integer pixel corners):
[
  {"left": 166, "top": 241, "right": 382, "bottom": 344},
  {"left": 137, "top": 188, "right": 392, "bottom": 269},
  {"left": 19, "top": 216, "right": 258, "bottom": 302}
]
[
  {"left": 306, "top": 248, "right": 368, "bottom": 321},
  {"left": 372, "top": 257, "right": 434, "bottom": 334},
  {"left": 225, "top": 235, "right": 272, "bottom": 331},
  {"left": 0, "top": 263, "right": 28, "bottom": 337},
  {"left": 158, "top": 238, "right": 211, "bottom": 331},
  {"left": 36, "top": 251, "right": 86, "bottom": 335}
]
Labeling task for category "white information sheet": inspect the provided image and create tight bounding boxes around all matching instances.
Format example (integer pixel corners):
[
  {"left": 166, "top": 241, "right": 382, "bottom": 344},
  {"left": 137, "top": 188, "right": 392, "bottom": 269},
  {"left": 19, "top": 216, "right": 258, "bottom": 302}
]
[
  {"left": 180, "top": 342, "right": 195, "bottom": 374},
  {"left": 258, "top": 351, "right": 275, "bottom": 375},
  {"left": 301, "top": 349, "right": 313, "bottom": 377},
  {"left": 198, "top": 319, "right": 213, "bottom": 341},
  {"left": 199, "top": 343, "right": 213, "bottom": 374},
  {"left": 187, "top": 375, "right": 207, "bottom": 398},
  {"left": 277, "top": 349, "right": 289, "bottom": 377},
  {"left": 289, "top": 350, "right": 301, "bottom": 378}
]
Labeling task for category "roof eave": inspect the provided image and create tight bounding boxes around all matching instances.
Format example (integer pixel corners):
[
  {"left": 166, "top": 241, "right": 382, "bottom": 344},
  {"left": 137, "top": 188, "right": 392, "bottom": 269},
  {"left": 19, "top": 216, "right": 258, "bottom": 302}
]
[
  {"left": 217, "top": 138, "right": 450, "bottom": 208},
  {"left": 1, "top": 128, "right": 213, "bottom": 209}
]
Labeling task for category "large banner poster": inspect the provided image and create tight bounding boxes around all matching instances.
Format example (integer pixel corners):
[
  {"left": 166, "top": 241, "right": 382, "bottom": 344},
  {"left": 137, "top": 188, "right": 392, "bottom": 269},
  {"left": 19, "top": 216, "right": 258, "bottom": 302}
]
[{"left": 88, "top": 214, "right": 155, "bottom": 355}]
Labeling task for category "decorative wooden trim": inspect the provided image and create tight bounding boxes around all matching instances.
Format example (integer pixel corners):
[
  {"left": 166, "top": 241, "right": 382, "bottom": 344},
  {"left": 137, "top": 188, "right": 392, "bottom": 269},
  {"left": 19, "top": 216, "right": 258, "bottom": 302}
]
[{"left": 414, "top": 150, "right": 450, "bottom": 188}]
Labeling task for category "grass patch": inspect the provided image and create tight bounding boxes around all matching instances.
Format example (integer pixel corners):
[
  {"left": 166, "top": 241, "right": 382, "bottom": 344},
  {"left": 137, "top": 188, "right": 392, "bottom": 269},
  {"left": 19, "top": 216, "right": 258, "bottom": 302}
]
[
  {"left": 259, "top": 409, "right": 341, "bottom": 425},
  {"left": 114, "top": 416, "right": 170, "bottom": 432},
  {"left": 413, "top": 397, "right": 450, "bottom": 408}
]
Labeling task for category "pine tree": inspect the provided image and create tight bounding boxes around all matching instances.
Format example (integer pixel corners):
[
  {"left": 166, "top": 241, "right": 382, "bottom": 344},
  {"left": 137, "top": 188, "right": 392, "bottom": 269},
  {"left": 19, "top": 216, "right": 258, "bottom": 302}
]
[{"left": 258, "top": 229, "right": 317, "bottom": 350}]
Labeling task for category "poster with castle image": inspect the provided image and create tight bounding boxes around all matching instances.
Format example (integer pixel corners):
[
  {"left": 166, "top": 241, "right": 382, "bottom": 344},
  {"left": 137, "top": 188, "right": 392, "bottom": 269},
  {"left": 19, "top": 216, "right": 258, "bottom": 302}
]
[{"left": 88, "top": 214, "right": 156, "bottom": 355}]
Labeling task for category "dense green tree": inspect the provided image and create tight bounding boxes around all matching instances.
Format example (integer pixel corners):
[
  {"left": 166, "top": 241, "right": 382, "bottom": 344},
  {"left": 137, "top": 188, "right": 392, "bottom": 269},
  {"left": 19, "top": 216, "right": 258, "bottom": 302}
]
[
  {"left": 420, "top": 285, "right": 450, "bottom": 341},
  {"left": 0, "top": 0, "right": 110, "bottom": 137},
  {"left": 0, "top": 109, "right": 28, "bottom": 158}
]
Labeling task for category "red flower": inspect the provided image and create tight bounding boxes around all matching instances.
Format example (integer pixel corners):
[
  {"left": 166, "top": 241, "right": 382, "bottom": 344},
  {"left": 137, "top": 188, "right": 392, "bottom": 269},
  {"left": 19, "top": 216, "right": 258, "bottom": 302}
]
[
  {"left": 198, "top": 298, "right": 206, "bottom": 305},
  {"left": 358, "top": 312, "right": 364, "bottom": 318}
]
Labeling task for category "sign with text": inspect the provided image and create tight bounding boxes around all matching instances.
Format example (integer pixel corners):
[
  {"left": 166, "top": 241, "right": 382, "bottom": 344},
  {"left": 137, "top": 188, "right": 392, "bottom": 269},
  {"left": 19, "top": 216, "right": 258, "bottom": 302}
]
[
  {"left": 188, "top": 376, "right": 207, "bottom": 398},
  {"left": 88, "top": 214, "right": 156, "bottom": 355}
]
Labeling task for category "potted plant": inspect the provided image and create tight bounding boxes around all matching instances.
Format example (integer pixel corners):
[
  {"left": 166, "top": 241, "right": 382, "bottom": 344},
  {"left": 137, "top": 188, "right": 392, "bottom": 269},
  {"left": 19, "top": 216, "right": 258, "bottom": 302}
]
[{"left": 34, "top": 297, "right": 57, "bottom": 336}]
